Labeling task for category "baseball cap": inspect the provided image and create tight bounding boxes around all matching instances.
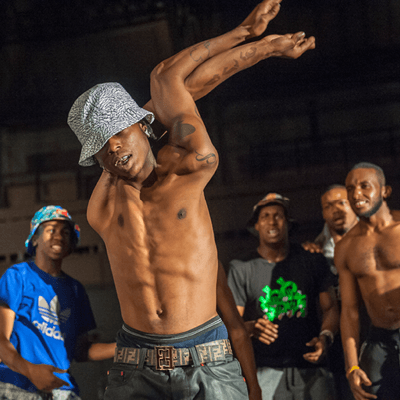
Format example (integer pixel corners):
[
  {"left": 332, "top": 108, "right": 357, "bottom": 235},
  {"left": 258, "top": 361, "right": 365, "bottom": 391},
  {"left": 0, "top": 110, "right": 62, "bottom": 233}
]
[{"left": 247, "top": 193, "right": 291, "bottom": 235}]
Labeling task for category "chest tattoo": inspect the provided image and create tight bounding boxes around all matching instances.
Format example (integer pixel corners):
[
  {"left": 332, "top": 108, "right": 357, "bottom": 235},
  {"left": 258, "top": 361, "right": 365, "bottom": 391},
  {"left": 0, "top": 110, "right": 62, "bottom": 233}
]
[{"left": 177, "top": 208, "right": 187, "bottom": 220}]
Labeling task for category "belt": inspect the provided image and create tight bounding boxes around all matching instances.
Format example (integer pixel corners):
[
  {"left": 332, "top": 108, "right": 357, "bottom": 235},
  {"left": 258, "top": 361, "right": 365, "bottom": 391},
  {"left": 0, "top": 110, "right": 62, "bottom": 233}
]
[{"left": 114, "top": 338, "right": 232, "bottom": 370}]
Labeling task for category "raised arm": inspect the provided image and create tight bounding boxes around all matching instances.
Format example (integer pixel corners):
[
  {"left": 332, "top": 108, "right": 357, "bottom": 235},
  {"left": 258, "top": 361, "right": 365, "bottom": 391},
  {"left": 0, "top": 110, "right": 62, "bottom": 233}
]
[
  {"left": 217, "top": 262, "right": 262, "bottom": 400},
  {"left": 144, "top": 0, "right": 315, "bottom": 113},
  {"left": 0, "top": 305, "right": 67, "bottom": 392},
  {"left": 87, "top": 170, "right": 118, "bottom": 235}
]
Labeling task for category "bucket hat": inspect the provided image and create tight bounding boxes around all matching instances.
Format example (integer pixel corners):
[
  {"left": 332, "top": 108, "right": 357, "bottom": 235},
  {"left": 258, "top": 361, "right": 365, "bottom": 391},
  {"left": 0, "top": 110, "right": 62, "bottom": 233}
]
[
  {"left": 25, "top": 205, "right": 80, "bottom": 255},
  {"left": 68, "top": 82, "right": 154, "bottom": 166}
]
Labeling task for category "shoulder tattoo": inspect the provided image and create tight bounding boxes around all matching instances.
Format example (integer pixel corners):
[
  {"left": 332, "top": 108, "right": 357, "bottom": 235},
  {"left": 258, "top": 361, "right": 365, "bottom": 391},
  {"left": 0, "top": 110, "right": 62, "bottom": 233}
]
[{"left": 173, "top": 119, "right": 196, "bottom": 140}]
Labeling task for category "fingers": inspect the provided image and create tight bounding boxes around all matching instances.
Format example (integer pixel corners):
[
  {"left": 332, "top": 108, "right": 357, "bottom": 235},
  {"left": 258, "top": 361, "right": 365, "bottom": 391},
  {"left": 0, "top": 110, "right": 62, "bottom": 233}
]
[
  {"left": 349, "top": 369, "right": 378, "bottom": 400},
  {"left": 298, "top": 36, "right": 316, "bottom": 51},
  {"left": 293, "top": 31, "right": 306, "bottom": 43},
  {"left": 358, "top": 370, "right": 373, "bottom": 387},
  {"left": 302, "top": 242, "right": 323, "bottom": 253},
  {"left": 305, "top": 337, "right": 318, "bottom": 347},
  {"left": 303, "top": 350, "right": 322, "bottom": 364},
  {"left": 53, "top": 367, "right": 68, "bottom": 374},
  {"left": 352, "top": 385, "right": 378, "bottom": 400},
  {"left": 254, "top": 317, "right": 279, "bottom": 344},
  {"left": 241, "top": 0, "right": 283, "bottom": 39}
]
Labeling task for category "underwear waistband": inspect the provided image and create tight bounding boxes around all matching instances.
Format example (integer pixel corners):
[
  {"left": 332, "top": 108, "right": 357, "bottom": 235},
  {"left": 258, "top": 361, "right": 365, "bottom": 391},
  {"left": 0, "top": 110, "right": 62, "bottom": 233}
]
[{"left": 121, "top": 315, "right": 225, "bottom": 345}]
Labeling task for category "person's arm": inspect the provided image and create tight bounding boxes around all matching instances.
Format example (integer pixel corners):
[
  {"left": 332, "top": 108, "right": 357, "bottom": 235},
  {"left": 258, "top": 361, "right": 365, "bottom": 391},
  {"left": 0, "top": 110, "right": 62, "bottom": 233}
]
[
  {"left": 335, "top": 240, "right": 377, "bottom": 400},
  {"left": 74, "top": 332, "right": 116, "bottom": 362},
  {"left": 88, "top": 342, "right": 116, "bottom": 361},
  {"left": 87, "top": 169, "right": 118, "bottom": 235},
  {"left": 0, "top": 305, "right": 67, "bottom": 392},
  {"left": 143, "top": 0, "right": 282, "bottom": 115},
  {"left": 149, "top": 1, "right": 315, "bottom": 156},
  {"left": 303, "top": 287, "right": 339, "bottom": 363},
  {"left": 217, "top": 262, "right": 262, "bottom": 400}
]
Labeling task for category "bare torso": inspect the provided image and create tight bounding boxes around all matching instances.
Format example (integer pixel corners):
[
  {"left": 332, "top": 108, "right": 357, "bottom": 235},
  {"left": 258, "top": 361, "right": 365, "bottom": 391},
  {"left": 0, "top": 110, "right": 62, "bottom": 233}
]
[
  {"left": 89, "top": 144, "right": 218, "bottom": 334},
  {"left": 340, "top": 221, "right": 400, "bottom": 329}
]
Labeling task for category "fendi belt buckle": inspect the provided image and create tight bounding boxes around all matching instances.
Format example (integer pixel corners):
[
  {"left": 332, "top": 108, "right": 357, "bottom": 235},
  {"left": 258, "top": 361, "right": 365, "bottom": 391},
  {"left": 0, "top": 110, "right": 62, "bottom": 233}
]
[{"left": 155, "top": 346, "right": 175, "bottom": 370}]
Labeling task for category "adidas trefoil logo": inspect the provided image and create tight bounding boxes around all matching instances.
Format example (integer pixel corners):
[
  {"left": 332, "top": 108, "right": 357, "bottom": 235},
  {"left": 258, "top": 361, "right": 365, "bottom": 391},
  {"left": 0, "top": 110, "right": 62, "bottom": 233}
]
[{"left": 32, "top": 296, "right": 71, "bottom": 341}]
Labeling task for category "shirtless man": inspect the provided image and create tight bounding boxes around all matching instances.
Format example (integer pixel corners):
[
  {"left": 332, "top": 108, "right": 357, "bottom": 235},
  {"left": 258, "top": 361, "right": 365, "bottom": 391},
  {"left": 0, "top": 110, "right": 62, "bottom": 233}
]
[
  {"left": 335, "top": 162, "right": 400, "bottom": 400},
  {"left": 67, "top": 2, "right": 315, "bottom": 398}
]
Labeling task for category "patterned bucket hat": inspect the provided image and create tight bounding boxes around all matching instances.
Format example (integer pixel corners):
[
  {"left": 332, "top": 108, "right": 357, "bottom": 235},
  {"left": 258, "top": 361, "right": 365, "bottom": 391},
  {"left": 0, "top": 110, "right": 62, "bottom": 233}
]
[
  {"left": 67, "top": 82, "right": 154, "bottom": 167},
  {"left": 25, "top": 205, "right": 80, "bottom": 255}
]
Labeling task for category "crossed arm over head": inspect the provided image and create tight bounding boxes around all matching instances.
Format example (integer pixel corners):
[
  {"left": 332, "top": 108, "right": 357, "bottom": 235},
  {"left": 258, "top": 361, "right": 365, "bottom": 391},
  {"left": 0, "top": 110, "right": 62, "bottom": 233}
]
[{"left": 145, "top": 0, "right": 315, "bottom": 118}]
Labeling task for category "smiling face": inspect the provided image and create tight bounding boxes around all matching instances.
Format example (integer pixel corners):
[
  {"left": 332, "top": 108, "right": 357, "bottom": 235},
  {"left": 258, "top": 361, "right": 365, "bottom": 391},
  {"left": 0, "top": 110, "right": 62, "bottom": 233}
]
[
  {"left": 33, "top": 220, "right": 73, "bottom": 261},
  {"left": 345, "top": 168, "right": 386, "bottom": 218},
  {"left": 94, "top": 123, "right": 153, "bottom": 180},
  {"left": 321, "top": 187, "right": 357, "bottom": 235},
  {"left": 255, "top": 204, "right": 288, "bottom": 245}
]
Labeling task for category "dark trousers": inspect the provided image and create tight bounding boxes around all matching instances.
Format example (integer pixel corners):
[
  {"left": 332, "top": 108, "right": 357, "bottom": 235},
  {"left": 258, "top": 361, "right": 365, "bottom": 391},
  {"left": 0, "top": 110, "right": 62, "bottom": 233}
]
[
  {"left": 104, "top": 357, "right": 248, "bottom": 400},
  {"left": 104, "top": 318, "right": 248, "bottom": 399},
  {"left": 359, "top": 325, "right": 400, "bottom": 400}
]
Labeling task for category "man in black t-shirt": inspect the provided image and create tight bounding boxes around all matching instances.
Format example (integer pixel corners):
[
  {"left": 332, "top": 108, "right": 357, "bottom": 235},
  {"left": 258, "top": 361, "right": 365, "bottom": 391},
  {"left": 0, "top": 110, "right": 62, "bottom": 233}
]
[{"left": 227, "top": 193, "right": 339, "bottom": 400}]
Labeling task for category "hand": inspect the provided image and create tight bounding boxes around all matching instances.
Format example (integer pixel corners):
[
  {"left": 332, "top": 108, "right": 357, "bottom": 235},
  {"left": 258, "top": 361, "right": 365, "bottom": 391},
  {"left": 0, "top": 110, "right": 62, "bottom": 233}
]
[
  {"left": 265, "top": 32, "right": 316, "bottom": 59},
  {"left": 27, "top": 363, "right": 68, "bottom": 392},
  {"left": 347, "top": 368, "right": 377, "bottom": 400},
  {"left": 248, "top": 386, "right": 263, "bottom": 400},
  {"left": 241, "top": 0, "right": 282, "bottom": 39},
  {"left": 302, "top": 241, "right": 323, "bottom": 254},
  {"left": 245, "top": 316, "right": 279, "bottom": 345},
  {"left": 303, "top": 336, "right": 326, "bottom": 364}
]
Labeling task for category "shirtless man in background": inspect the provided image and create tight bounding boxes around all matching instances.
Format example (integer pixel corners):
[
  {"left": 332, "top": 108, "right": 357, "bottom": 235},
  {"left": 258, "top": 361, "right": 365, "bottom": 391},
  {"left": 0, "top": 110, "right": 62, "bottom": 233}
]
[
  {"left": 68, "top": 1, "right": 315, "bottom": 398},
  {"left": 335, "top": 162, "right": 400, "bottom": 400}
]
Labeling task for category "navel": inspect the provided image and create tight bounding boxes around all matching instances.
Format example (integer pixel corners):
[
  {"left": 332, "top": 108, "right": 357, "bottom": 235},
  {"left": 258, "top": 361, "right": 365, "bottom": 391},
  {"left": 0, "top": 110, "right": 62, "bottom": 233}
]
[
  {"left": 118, "top": 214, "right": 124, "bottom": 227},
  {"left": 177, "top": 208, "right": 187, "bottom": 220},
  {"left": 156, "top": 309, "right": 164, "bottom": 317}
]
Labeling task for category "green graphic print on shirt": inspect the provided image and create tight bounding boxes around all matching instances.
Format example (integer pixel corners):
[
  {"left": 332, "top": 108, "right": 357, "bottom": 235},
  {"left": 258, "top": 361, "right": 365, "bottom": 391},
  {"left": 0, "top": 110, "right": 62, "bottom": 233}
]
[{"left": 259, "top": 277, "right": 307, "bottom": 322}]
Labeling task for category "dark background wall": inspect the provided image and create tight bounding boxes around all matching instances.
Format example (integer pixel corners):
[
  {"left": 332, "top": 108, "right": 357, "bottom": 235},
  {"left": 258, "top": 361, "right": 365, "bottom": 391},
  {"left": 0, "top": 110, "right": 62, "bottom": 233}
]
[{"left": 0, "top": 1, "right": 400, "bottom": 398}]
